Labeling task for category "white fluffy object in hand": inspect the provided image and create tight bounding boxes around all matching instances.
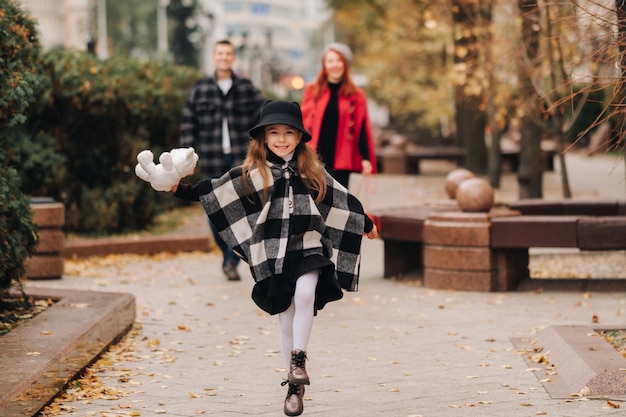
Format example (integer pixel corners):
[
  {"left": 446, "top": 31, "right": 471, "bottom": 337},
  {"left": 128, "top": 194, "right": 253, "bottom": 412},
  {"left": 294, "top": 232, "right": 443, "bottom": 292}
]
[{"left": 135, "top": 147, "right": 199, "bottom": 192}]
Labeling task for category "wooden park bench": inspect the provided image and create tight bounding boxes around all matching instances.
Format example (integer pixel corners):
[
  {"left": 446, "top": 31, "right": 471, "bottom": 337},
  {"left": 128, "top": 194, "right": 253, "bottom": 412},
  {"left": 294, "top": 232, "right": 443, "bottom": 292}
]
[
  {"left": 406, "top": 147, "right": 465, "bottom": 174},
  {"left": 373, "top": 199, "right": 626, "bottom": 292},
  {"left": 376, "top": 140, "right": 557, "bottom": 175},
  {"left": 377, "top": 146, "right": 465, "bottom": 175},
  {"left": 500, "top": 139, "right": 557, "bottom": 172},
  {"left": 491, "top": 213, "right": 626, "bottom": 291}
]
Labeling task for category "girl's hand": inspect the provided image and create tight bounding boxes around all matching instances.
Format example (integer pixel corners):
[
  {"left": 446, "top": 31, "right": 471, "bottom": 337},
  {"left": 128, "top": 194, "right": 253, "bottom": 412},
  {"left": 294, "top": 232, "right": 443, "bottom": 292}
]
[
  {"left": 366, "top": 224, "right": 378, "bottom": 240},
  {"left": 361, "top": 160, "right": 373, "bottom": 176}
]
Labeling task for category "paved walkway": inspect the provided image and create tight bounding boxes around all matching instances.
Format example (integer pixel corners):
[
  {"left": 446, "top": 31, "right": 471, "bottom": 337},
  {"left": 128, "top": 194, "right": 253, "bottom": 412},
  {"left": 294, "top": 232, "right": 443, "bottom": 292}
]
[{"left": 28, "top": 150, "right": 626, "bottom": 417}]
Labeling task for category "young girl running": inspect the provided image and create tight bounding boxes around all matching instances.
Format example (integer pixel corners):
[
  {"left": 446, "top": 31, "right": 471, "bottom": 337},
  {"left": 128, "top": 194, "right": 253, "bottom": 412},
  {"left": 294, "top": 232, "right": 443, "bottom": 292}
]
[{"left": 136, "top": 100, "right": 377, "bottom": 416}]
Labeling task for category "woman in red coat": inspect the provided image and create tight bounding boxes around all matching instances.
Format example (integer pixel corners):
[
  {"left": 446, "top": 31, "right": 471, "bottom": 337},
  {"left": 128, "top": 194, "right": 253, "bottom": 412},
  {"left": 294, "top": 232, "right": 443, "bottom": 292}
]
[{"left": 300, "top": 42, "right": 377, "bottom": 188}]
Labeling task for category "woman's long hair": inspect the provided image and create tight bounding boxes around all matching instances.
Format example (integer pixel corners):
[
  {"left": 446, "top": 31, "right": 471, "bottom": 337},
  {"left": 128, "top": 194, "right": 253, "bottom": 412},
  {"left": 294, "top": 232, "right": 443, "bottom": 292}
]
[
  {"left": 242, "top": 135, "right": 327, "bottom": 204},
  {"left": 308, "top": 47, "right": 358, "bottom": 100}
]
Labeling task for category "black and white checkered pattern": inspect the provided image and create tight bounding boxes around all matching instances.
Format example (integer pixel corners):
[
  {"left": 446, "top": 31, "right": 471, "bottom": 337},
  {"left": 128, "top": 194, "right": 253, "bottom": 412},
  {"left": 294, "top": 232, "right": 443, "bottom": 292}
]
[
  {"left": 180, "top": 73, "right": 264, "bottom": 178},
  {"left": 199, "top": 158, "right": 366, "bottom": 291}
]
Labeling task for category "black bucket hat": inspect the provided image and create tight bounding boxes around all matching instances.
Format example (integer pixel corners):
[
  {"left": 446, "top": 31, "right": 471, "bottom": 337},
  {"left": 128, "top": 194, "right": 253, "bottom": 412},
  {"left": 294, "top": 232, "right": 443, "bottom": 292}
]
[{"left": 249, "top": 100, "right": 312, "bottom": 142}]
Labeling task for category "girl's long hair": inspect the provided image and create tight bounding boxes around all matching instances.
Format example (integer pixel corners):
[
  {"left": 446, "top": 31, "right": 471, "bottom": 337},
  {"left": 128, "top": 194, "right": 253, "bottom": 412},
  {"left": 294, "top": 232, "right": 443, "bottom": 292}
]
[
  {"left": 309, "top": 48, "right": 357, "bottom": 100},
  {"left": 242, "top": 135, "right": 327, "bottom": 204}
]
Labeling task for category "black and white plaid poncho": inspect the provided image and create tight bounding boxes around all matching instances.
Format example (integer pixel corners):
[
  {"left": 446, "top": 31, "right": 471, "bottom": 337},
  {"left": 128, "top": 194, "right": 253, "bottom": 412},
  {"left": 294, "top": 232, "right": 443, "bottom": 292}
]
[{"left": 177, "top": 155, "right": 368, "bottom": 293}]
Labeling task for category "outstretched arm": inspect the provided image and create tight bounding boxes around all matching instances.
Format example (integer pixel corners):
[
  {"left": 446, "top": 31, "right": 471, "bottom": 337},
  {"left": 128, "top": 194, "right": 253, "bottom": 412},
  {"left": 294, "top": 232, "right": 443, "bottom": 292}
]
[{"left": 365, "top": 223, "right": 378, "bottom": 240}]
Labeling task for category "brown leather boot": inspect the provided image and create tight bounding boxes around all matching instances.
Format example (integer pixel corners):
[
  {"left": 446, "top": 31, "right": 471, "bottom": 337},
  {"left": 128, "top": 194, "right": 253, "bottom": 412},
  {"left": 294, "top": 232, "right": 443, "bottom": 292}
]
[
  {"left": 282, "top": 381, "right": 304, "bottom": 416},
  {"left": 288, "top": 349, "right": 310, "bottom": 385}
]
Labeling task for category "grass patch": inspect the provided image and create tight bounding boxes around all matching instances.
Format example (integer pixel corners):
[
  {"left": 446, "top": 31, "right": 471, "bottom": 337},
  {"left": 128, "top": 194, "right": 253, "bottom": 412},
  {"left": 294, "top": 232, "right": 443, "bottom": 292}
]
[
  {"left": 67, "top": 205, "right": 205, "bottom": 241},
  {"left": 599, "top": 329, "right": 626, "bottom": 359},
  {"left": 0, "top": 295, "right": 54, "bottom": 336}
]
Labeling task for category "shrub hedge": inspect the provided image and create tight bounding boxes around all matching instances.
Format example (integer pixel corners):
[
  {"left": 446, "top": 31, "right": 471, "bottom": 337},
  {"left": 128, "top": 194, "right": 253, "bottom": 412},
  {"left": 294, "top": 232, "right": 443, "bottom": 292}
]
[
  {"left": 12, "top": 48, "right": 202, "bottom": 235},
  {"left": 0, "top": 0, "right": 40, "bottom": 292}
]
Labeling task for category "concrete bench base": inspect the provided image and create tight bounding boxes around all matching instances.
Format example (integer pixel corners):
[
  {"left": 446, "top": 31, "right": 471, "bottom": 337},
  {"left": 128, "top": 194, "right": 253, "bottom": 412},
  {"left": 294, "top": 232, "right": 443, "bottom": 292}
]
[
  {"left": 423, "top": 211, "right": 526, "bottom": 291},
  {"left": 375, "top": 204, "right": 458, "bottom": 278},
  {"left": 26, "top": 203, "right": 65, "bottom": 279}
]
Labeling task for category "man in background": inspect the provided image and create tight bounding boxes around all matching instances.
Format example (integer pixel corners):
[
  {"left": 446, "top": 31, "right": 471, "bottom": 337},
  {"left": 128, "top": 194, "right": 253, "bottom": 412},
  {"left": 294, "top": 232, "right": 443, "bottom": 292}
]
[{"left": 180, "top": 39, "right": 265, "bottom": 281}]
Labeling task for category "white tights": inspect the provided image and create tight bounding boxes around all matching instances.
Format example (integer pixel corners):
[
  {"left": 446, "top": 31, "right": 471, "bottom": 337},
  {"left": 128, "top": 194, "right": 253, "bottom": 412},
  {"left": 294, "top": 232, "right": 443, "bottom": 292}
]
[{"left": 278, "top": 270, "right": 319, "bottom": 367}]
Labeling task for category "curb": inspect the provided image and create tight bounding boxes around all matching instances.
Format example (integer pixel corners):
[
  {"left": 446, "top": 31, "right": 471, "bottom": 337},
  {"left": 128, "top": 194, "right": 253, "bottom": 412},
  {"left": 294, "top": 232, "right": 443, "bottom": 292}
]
[
  {"left": 512, "top": 325, "right": 626, "bottom": 399},
  {"left": 0, "top": 288, "right": 136, "bottom": 416},
  {"left": 63, "top": 234, "right": 212, "bottom": 259}
]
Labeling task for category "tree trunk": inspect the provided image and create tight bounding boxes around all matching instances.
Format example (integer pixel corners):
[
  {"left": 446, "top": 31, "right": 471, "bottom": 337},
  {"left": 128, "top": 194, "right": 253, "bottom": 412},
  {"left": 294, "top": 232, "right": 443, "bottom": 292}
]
[
  {"left": 543, "top": 3, "right": 572, "bottom": 198},
  {"left": 451, "top": 0, "right": 490, "bottom": 174},
  {"left": 456, "top": 99, "right": 488, "bottom": 173},
  {"left": 487, "top": 121, "right": 503, "bottom": 188},
  {"left": 616, "top": 0, "right": 626, "bottom": 198},
  {"left": 517, "top": 0, "right": 543, "bottom": 198},
  {"left": 518, "top": 117, "right": 543, "bottom": 198},
  {"left": 555, "top": 132, "right": 572, "bottom": 197},
  {"left": 485, "top": 11, "right": 502, "bottom": 188}
]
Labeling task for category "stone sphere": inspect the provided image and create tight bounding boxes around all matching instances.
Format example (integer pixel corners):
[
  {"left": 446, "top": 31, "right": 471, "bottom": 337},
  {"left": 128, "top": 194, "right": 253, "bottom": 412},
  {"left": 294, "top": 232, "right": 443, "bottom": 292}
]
[
  {"left": 456, "top": 178, "right": 494, "bottom": 212},
  {"left": 445, "top": 168, "right": 475, "bottom": 199},
  {"left": 388, "top": 134, "right": 408, "bottom": 151}
]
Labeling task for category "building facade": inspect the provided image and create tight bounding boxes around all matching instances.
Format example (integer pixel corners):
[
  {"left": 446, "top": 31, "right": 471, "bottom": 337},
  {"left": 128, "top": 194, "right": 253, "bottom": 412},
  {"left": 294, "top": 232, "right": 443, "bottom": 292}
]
[
  {"left": 20, "top": 0, "right": 91, "bottom": 51},
  {"left": 200, "top": 0, "right": 332, "bottom": 94}
]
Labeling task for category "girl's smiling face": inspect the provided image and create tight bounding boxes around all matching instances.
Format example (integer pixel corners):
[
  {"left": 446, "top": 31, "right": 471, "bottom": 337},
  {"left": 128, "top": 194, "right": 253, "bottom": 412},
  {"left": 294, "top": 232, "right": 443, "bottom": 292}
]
[{"left": 264, "top": 124, "right": 302, "bottom": 158}]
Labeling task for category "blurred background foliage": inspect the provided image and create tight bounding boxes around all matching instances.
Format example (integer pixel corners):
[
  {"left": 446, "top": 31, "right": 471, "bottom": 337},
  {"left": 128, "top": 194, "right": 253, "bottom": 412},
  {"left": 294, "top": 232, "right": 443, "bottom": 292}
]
[
  {"left": 3, "top": 43, "right": 202, "bottom": 235},
  {"left": 1, "top": 0, "right": 625, "bottom": 246}
]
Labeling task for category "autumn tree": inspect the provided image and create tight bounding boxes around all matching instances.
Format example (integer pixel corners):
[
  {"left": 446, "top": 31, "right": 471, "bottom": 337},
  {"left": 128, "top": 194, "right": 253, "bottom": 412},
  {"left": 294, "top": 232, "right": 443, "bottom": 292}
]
[
  {"left": 615, "top": 1, "right": 626, "bottom": 152},
  {"left": 97, "top": 0, "right": 203, "bottom": 65},
  {"left": 516, "top": 0, "right": 544, "bottom": 198},
  {"left": 328, "top": 0, "right": 623, "bottom": 199},
  {"left": 451, "top": 0, "right": 491, "bottom": 174},
  {"left": 168, "top": 0, "right": 201, "bottom": 67},
  {"left": 617, "top": 1, "right": 626, "bottom": 197},
  {"left": 330, "top": 0, "right": 455, "bottom": 140},
  {"left": 105, "top": 0, "right": 159, "bottom": 59},
  {"left": 330, "top": 0, "right": 508, "bottom": 177},
  {"left": 515, "top": 1, "right": 625, "bottom": 198}
]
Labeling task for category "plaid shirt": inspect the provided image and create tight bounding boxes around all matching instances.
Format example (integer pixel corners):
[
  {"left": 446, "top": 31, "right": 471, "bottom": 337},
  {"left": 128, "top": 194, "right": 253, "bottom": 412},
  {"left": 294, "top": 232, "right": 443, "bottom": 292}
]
[
  {"left": 180, "top": 73, "right": 264, "bottom": 178},
  {"left": 175, "top": 155, "right": 367, "bottom": 291}
]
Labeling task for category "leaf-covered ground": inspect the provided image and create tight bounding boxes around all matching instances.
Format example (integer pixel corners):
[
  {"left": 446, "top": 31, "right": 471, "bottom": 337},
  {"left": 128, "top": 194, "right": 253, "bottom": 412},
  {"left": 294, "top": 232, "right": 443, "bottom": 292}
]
[
  {"left": 0, "top": 295, "right": 53, "bottom": 336},
  {"left": 31, "top": 251, "right": 626, "bottom": 416},
  {"left": 0, "top": 205, "right": 201, "bottom": 337},
  {"left": 599, "top": 329, "right": 626, "bottom": 359},
  {"left": 8, "top": 194, "right": 626, "bottom": 414}
]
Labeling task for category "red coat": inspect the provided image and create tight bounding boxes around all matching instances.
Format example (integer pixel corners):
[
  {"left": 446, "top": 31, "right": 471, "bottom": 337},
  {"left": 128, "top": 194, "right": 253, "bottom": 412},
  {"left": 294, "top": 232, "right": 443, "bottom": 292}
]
[{"left": 301, "top": 85, "right": 377, "bottom": 173}]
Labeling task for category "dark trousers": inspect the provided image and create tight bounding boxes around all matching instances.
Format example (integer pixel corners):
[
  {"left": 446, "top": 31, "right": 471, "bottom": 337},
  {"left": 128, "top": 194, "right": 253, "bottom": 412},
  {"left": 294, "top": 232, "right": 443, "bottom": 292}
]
[
  {"left": 330, "top": 170, "right": 351, "bottom": 189},
  {"left": 209, "top": 153, "right": 240, "bottom": 267},
  {"left": 209, "top": 219, "right": 239, "bottom": 267}
]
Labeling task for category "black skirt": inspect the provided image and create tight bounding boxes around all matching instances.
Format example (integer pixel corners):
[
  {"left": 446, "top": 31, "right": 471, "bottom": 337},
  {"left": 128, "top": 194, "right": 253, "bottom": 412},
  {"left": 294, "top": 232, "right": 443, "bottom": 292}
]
[{"left": 251, "top": 252, "right": 343, "bottom": 315}]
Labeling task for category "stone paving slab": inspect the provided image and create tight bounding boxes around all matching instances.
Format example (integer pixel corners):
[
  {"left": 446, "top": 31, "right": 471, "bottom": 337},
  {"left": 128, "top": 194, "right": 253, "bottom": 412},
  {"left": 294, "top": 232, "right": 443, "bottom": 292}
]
[
  {"left": 0, "top": 288, "right": 135, "bottom": 417},
  {"left": 512, "top": 325, "right": 626, "bottom": 399},
  {"left": 4, "top": 151, "right": 626, "bottom": 416},
  {"left": 22, "top": 241, "right": 626, "bottom": 417}
]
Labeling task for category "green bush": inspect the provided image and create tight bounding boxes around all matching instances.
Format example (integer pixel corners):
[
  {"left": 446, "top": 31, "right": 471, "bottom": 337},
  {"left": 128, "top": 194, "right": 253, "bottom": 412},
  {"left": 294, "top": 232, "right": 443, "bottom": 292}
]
[
  {"left": 0, "top": 151, "right": 39, "bottom": 293},
  {"left": 0, "top": 0, "right": 41, "bottom": 127},
  {"left": 4, "top": 127, "right": 66, "bottom": 197},
  {"left": 16, "top": 49, "right": 202, "bottom": 234},
  {"left": 0, "top": 0, "right": 41, "bottom": 293}
]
